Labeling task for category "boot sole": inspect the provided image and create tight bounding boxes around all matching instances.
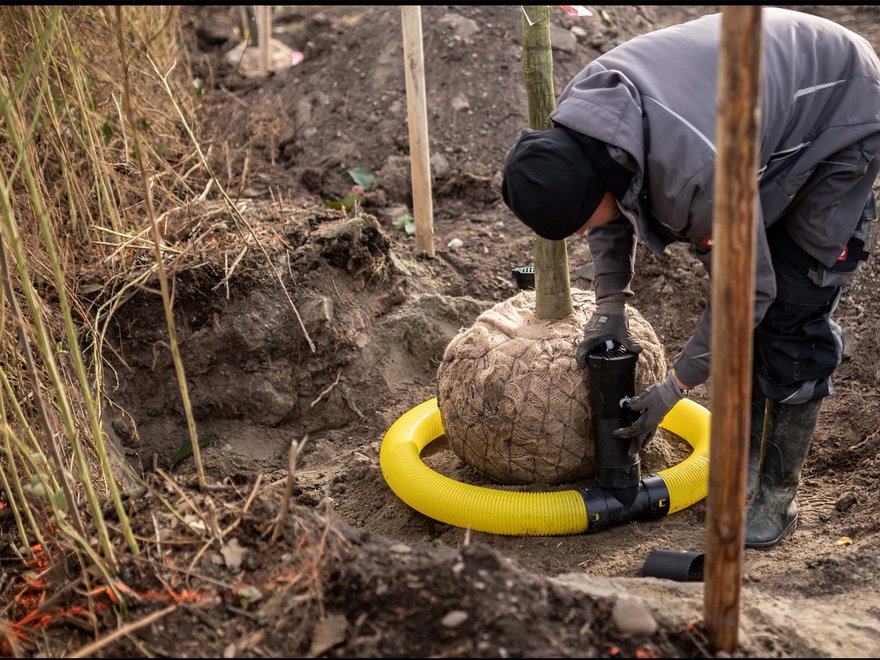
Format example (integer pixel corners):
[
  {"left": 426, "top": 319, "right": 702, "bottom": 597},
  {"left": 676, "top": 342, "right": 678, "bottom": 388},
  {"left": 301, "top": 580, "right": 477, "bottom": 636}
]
[{"left": 744, "top": 516, "right": 798, "bottom": 550}]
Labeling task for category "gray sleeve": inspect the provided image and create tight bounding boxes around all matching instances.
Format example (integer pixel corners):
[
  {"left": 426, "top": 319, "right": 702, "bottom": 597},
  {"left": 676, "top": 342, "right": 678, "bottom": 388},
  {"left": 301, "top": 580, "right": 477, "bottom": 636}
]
[
  {"left": 672, "top": 210, "right": 777, "bottom": 388},
  {"left": 586, "top": 214, "right": 637, "bottom": 300}
]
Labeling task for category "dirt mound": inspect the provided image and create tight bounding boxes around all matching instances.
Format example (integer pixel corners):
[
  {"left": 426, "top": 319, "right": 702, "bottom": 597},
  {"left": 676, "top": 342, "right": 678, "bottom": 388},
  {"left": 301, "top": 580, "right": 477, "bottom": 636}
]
[{"left": 102, "top": 203, "right": 487, "bottom": 465}]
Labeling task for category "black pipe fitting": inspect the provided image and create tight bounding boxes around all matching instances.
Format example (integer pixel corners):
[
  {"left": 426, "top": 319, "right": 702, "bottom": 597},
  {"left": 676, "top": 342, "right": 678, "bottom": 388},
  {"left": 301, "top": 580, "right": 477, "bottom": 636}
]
[
  {"left": 512, "top": 266, "right": 535, "bottom": 291},
  {"left": 578, "top": 475, "right": 671, "bottom": 532},
  {"left": 586, "top": 346, "right": 641, "bottom": 492}
]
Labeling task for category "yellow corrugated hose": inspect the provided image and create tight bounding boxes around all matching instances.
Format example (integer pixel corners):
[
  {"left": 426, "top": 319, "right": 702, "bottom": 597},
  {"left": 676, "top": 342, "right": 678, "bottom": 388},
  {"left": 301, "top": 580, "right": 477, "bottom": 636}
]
[{"left": 379, "top": 397, "right": 711, "bottom": 536}]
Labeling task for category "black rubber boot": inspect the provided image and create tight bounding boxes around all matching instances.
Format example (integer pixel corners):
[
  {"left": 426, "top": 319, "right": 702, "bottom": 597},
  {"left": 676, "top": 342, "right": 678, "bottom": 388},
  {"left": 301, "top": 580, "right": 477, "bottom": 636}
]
[
  {"left": 746, "top": 383, "right": 766, "bottom": 500},
  {"left": 745, "top": 398, "right": 822, "bottom": 550}
]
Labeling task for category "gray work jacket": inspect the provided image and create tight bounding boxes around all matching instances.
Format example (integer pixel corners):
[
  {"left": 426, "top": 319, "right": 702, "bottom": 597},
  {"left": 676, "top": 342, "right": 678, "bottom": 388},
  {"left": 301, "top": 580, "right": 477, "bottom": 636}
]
[{"left": 551, "top": 7, "right": 880, "bottom": 387}]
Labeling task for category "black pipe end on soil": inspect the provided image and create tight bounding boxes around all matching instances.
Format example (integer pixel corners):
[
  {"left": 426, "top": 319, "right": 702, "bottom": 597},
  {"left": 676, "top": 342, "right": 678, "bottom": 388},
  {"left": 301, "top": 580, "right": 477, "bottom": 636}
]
[
  {"left": 512, "top": 265, "right": 535, "bottom": 290},
  {"left": 642, "top": 548, "right": 704, "bottom": 582}
]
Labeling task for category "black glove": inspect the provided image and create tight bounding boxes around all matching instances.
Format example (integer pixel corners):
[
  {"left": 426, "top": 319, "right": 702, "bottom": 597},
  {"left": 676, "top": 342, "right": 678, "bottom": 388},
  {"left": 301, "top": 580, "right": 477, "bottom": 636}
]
[
  {"left": 575, "top": 294, "right": 644, "bottom": 368},
  {"left": 613, "top": 369, "right": 686, "bottom": 457}
]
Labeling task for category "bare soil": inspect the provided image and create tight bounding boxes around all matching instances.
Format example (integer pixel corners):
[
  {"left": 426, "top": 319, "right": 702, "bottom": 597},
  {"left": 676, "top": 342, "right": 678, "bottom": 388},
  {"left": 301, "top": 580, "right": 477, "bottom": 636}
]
[{"left": 8, "top": 5, "right": 880, "bottom": 658}]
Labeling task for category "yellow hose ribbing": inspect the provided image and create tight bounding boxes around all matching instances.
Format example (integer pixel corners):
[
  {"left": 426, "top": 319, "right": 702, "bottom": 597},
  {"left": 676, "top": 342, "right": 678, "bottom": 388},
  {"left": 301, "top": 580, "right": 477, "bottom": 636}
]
[
  {"left": 380, "top": 397, "right": 711, "bottom": 536},
  {"left": 655, "top": 397, "right": 712, "bottom": 514}
]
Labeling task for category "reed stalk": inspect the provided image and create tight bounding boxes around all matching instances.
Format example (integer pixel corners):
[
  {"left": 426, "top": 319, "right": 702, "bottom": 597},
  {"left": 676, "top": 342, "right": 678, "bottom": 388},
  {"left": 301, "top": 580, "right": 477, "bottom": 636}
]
[{"left": 115, "top": 5, "right": 206, "bottom": 491}]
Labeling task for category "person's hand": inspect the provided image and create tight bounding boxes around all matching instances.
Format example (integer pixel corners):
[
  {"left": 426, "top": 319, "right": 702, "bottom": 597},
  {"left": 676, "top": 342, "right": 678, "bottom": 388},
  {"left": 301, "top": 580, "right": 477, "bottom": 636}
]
[
  {"left": 575, "top": 294, "right": 644, "bottom": 367},
  {"left": 613, "top": 369, "right": 687, "bottom": 457}
]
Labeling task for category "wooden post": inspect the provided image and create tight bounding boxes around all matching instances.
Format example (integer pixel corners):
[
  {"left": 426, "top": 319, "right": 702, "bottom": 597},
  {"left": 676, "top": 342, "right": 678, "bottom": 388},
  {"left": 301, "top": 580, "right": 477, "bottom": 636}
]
[
  {"left": 257, "top": 5, "right": 271, "bottom": 76},
  {"left": 400, "top": 6, "right": 435, "bottom": 257},
  {"left": 704, "top": 6, "right": 763, "bottom": 653},
  {"left": 520, "top": 5, "right": 573, "bottom": 320}
]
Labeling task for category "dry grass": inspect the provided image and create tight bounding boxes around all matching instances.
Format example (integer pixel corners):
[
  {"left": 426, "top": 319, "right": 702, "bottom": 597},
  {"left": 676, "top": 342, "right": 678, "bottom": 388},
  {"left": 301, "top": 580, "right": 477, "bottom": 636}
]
[
  {"left": 0, "top": 7, "right": 333, "bottom": 653},
  {"left": 0, "top": 4, "right": 205, "bottom": 602}
]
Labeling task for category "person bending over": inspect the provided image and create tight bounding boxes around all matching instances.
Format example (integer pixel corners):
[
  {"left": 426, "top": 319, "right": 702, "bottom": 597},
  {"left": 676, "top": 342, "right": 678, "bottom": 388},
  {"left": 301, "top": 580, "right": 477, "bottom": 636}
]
[{"left": 502, "top": 8, "right": 880, "bottom": 549}]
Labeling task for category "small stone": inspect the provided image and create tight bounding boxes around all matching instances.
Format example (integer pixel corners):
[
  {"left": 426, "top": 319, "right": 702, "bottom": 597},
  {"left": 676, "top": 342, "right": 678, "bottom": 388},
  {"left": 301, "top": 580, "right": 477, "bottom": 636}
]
[
  {"left": 308, "top": 614, "right": 348, "bottom": 657},
  {"left": 438, "top": 13, "right": 479, "bottom": 42},
  {"left": 431, "top": 152, "right": 451, "bottom": 179},
  {"left": 379, "top": 205, "right": 410, "bottom": 226},
  {"left": 441, "top": 610, "right": 469, "bottom": 628},
  {"left": 352, "top": 451, "right": 371, "bottom": 464},
  {"left": 570, "top": 25, "right": 588, "bottom": 40},
  {"left": 447, "top": 237, "right": 464, "bottom": 250},
  {"left": 612, "top": 599, "right": 658, "bottom": 637},
  {"left": 835, "top": 492, "right": 858, "bottom": 512},
  {"left": 550, "top": 24, "right": 577, "bottom": 53},
  {"left": 573, "top": 263, "right": 595, "bottom": 281},
  {"left": 389, "top": 543, "right": 412, "bottom": 554},
  {"left": 452, "top": 95, "right": 470, "bottom": 112},
  {"left": 220, "top": 538, "right": 247, "bottom": 570}
]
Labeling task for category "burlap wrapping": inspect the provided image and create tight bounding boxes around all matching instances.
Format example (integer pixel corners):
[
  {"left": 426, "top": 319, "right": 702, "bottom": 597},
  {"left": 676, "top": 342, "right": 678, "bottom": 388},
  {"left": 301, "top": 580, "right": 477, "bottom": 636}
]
[{"left": 437, "top": 289, "right": 672, "bottom": 485}]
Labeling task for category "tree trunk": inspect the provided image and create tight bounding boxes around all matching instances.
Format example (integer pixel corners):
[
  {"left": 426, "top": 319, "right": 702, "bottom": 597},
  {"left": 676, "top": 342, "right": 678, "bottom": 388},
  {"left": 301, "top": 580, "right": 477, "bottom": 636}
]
[{"left": 520, "top": 5, "right": 573, "bottom": 320}]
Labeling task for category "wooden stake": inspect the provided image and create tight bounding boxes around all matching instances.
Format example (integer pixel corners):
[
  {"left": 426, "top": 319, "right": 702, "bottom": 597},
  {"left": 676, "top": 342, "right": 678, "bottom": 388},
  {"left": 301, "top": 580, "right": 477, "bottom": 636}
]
[
  {"left": 704, "top": 6, "right": 763, "bottom": 653},
  {"left": 257, "top": 5, "right": 270, "bottom": 76},
  {"left": 400, "top": 6, "right": 435, "bottom": 256},
  {"left": 520, "top": 5, "right": 573, "bottom": 320}
]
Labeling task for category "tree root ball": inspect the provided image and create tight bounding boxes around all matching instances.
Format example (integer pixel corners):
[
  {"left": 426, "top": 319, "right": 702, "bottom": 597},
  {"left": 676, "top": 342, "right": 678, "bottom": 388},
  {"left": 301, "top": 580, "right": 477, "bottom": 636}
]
[{"left": 437, "top": 289, "right": 674, "bottom": 485}]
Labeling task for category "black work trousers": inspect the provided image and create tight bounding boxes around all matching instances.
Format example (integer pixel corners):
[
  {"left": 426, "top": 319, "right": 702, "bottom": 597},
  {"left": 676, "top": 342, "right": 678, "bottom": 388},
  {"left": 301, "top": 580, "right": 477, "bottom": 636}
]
[{"left": 754, "top": 194, "right": 875, "bottom": 404}]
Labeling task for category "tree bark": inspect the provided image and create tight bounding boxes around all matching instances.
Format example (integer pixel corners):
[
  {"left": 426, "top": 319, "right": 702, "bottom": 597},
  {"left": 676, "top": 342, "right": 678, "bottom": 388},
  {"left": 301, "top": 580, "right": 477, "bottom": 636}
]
[{"left": 520, "top": 5, "right": 573, "bottom": 320}]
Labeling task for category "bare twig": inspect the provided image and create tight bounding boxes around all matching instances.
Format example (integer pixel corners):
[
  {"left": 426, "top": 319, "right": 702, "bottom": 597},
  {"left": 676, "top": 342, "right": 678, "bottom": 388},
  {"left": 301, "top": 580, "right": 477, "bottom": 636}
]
[
  {"left": 205, "top": 497, "right": 224, "bottom": 542},
  {"left": 212, "top": 245, "right": 247, "bottom": 295},
  {"left": 310, "top": 372, "right": 341, "bottom": 408},
  {"left": 0, "top": 620, "right": 23, "bottom": 658},
  {"left": 151, "top": 510, "right": 162, "bottom": 559},
  {"left": 131, "top": 554, "right": 237, "bottom": 590},
  {"left": 270, "top": 434, "right": 309, "bottom": 543},
  {"left": 187, "top": 536, "right": 217, "bottom": 574},
  {"left": 222, "top": 473, "right": 263, "bottom": 536},
  {"left": 341, "top": 389, "right": 366, "bottom": 420},
  {"left": 153, "top": 468, "right": 210, "bottom": 533},
  {"left": 116, "top": 7, "right": 206, "bottom": 491},
  {"left": 67, "top": 604, "right": 177, "bottom": 658}
]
